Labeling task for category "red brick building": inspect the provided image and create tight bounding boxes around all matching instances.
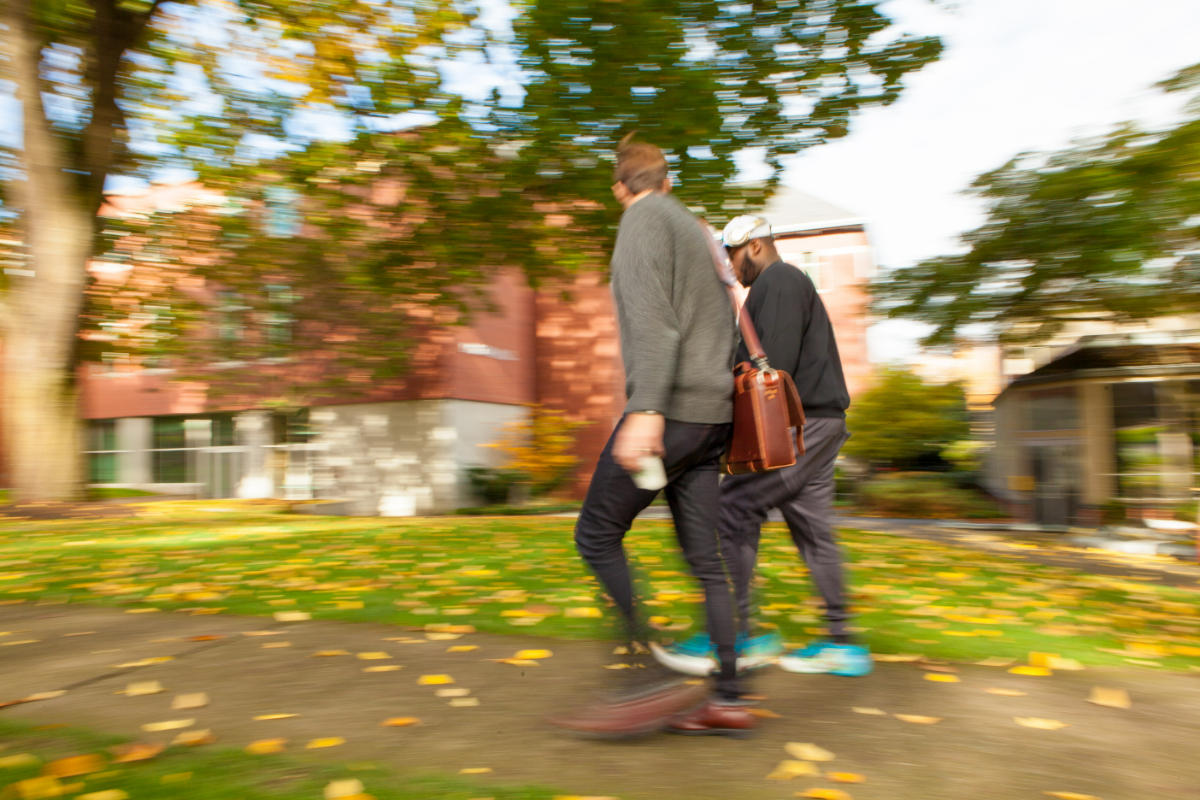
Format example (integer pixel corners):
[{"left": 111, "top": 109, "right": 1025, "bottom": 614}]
[{"left": 68, "top": 184, "right": 874, "bottom": 512}]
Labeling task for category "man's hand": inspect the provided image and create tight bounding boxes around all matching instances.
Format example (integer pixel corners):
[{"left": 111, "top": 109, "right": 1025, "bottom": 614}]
[{"left": 613, "top": 413, "right": 665, "bottom": 474}]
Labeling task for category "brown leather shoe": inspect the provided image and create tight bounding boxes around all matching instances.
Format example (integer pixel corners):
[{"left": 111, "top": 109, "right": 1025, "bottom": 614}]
[
  {"left": 666, "top": 699, "right": 757, "bottom": 738},
  {"left": 549, "top": 681, "right": 708, "bottom": 740}
]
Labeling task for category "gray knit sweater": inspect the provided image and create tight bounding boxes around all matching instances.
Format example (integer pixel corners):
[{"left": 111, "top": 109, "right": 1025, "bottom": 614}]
[{"left": 610, "top": 192, "right": 736, "bottom": 424}]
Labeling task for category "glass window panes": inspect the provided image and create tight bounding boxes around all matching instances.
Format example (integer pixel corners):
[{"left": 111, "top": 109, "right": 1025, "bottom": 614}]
[
  {"left": 87, "top": 420, "right": 117, "bottom": 451},
  {"left": 89, "top": 452, "right": 117, "bottom": 483},
  {"left": 211, "top": 413, "right": 236, "bottom": 447},
  {"left": 153, "top": 449, "right": 190, "bottom": 483},
  {"left": 1028, "top": 388, "right": 1078, "bottom": 431}
]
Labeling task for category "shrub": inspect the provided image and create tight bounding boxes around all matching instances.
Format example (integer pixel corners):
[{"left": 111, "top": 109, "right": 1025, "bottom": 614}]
[{"left": 857, "top": 472, "right": 1005, "bottom": 519}]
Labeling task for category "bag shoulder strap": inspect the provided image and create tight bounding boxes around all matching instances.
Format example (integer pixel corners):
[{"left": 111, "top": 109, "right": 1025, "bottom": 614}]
[{"left": 697, "top": 219, "right": 768, "bottom": 369}]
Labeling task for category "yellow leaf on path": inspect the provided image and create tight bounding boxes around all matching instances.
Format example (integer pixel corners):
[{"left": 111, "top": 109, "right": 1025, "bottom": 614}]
[
  {"left": 172, "top": 693, "right": 208, "bottom": 710},
  {"left": 313, "top": 650, "right": 351, "bottom": 657},
  {"left": 273, "top": 612, "right": 311, "bottom": 622},
  {"left": 364, "top": 665, "right": 401, "bottom": 673},
  {"left": 785, "top": 743, "right": 835, "bottom": 762},
  {"left": 111, "top": 743, "right": 164, "bottom": 763},
  {"left": 514, "top": 649, "right": 552, "bottom": 660},
  {"left": 766, "top": 760, "right": 820, "bottom": 780},
  {"left": 1015, "top": 717, "right": 1070, "bottom": 730},
  {"left": 424, "top": 632, "right": 462, "bottom": 641},
  {"left": 894, "top": 715, "right": 941, "bottom": 724},
  {"left": 985, "top": 688, "right": 1027, "bottom": 697},
  {"left": 1046, "top": 657, "right": 1084, "bottom": 671},
  {"left": 976, "top": 657, "right": 1017, "bottom": 666},
  {"left": 494, "top": 658, "right": 540, "bottom": 666},
  {"left": 172, "top": 729, "right": 216, "bottom": 746},
  {"left": 797, "top": 789, "right": 852, "bottom": 800},
  {"left": 245, "top": 739, "right": 287, "bottom": 754},
  {"left": 852, "top": 707, "right": 887, "bottom": 715},
  {"left": 1043, "top": 793, "right": 1101, "bottom": 800},
  {"left": 242, "top": 631, "right": 283, "bottom": 637},
  {"left": 254, "top": 713, "right": 298, "bottom": 720},
  {"left": 602, "top": 663, "right": 631, "bottom": 669},
  {"left": 141, "top": 719, "right": 194, "bottom": 732},
  {"left": 1028, "top": 652, "right": 1059, "bottom": 668},
  {"left": 307, "top": 738, "right": 345, "bottom": 749},
  {"left": 924, "top": 674, "right": 960, "bottom": 683},
  {"left": 459, "top": 767, "right": 492, "bottom": 774},
  {"left": 325, "top": 779, "right": 364, "bottom": 799},
  {"left": 565, "top": 607, "right": 602, "bottom": 618},
  {"left": 24, "top": 691, "right": 66, "bottom": 702},
  {"left": 125, "top": 681, "right": 164, "bottom": 696},
  {"left": 449, "top": 697, "right": 480, "bottom": 707},
  {"left": 827, "top": 773, "right": 866, "bottom": 783},
  {"left": 79, "top": 791, "right": 129, "bottom": 800},
  {"left": 115, "top": 657, "right": 174, "bottom": 668},
  {"left": 446, "top": 646, "right": 478, "bottom": 652},
  {"left": 418, "top": 674, "right": 454, "bottom": 685},
  {"left": 436, "top": 688, "right": 470, "bottom": 697},
  {"left": 42, "top": 754, "right": 105, "bottom": 777},
  {"left": 871, "top": 653, "right": 923, "bottom": 662},
  {"left": 425, "top": 624, "right": 475, "bottom": 634},
  {"left": 1009, "top": 666, "right": 1053, "bottom": 676},
  {"left": 263, "top": 642, "right": 292, "bottom": 649},
  {"left": 380, "top": 717, "right": 421, "bottom": 727},
  {"left": 357, "top": 652, "right": 391, "bottom": 660},
  {"left": 1088, "top": 687, "right": 1131, "bottom": 709},
  {"left": 748, "top": 707, "right": 782, "bottom": 718},
  {"left": 1172, "top": 645, "right": 1200, "bottom": 657}
]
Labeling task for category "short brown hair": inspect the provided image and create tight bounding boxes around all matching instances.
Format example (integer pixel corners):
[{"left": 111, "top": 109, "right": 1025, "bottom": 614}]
[{"left": 614, "top": 133, "right": 668, "bottom": 194}]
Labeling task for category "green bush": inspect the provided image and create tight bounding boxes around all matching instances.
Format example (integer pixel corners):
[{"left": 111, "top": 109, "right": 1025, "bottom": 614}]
[{"left": 857, "top": 472, "right": 1005, "bottom": 519}]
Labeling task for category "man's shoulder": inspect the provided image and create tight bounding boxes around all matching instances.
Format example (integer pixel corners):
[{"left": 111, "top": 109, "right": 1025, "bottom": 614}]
[{"left": 751, "top": 261, "right": 811, "bottom": 295}]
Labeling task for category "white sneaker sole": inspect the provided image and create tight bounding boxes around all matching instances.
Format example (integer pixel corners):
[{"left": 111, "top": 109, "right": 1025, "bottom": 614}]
[
  {"left": 777, "top": 654, "right": 840, "bottom": 674},
  {"left": 650, "top": 643, "right": 781, "bottom": 676}
]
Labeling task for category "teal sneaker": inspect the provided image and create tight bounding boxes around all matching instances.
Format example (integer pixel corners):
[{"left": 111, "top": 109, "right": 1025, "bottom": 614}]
[
  {"left": 777, "top": 643, "right": 873, "bottom": 676},
  {"left": 650, "top": 632, "right": 784, "bottom": 676}
]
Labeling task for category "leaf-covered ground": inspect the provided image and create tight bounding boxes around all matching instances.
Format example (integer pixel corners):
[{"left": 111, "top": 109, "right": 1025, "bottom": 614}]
[{"left": 2, "top": 501, "right": 1198, "bottom": 670}]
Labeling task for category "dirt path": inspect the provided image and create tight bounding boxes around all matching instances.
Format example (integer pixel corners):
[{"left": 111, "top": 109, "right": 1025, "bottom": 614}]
[{"left": 3, "top": 604, "right": 1199, "bottom": 800}]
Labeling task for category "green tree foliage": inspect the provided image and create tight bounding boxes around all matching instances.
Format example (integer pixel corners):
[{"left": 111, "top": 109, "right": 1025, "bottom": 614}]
[
  {"left": 842, "top": 367, "right": 969, "bottom": 468},
  {"left": 874, "top": 64, "right": 1200, "bottom": 346}
]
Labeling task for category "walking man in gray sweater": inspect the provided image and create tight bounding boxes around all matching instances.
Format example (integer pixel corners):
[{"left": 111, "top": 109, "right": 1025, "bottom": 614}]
[{"left": 560, "top": 136, "right": 754, "bottom": 738}]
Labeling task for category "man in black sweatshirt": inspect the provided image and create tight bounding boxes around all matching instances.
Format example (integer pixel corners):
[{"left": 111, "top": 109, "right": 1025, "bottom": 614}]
[{"left": 652, "top": 213, "right": 871, "bottom": 680}]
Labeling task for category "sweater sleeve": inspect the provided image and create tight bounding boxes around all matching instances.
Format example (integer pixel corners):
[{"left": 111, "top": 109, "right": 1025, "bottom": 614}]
[{"left": 611, "top": 205, "right": 682, "bottom": 414}]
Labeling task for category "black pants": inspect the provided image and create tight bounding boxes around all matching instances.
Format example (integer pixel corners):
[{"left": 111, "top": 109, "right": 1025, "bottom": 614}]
[
  {"left": 575, "top": 416, "right": 741, "bottom": 700},
  {"left": 718, "top": 416, "right": 851, "bottom": 638}
]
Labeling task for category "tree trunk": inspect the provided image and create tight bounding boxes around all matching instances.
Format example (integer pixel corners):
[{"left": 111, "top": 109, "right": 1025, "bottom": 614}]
[{"left": 1, "top": 0, "right": 97, "bottom": 500}]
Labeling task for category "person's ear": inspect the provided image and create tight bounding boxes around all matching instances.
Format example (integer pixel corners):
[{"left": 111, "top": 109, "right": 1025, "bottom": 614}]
[
  {"left": 660, "top": 176, "right": 672, "bottom": 193},
  {"left": 612, "top": 182, "right": 631, "bottom": 204}
]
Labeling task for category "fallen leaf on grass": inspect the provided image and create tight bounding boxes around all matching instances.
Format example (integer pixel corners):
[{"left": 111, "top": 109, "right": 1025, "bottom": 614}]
[
  {"left": 172, "top": 693, "right": 208, "bottom": 710},
  {"left": 324, "top": 779, "right": 364, "bottom": 799},
  {"left": 1015, "top": 717, "right": 1070, "bottom": 730},
  {"left": 894, "top": 715, "right": 941, "bottom": 724},
  {"left": 766, "top": 760, "right": 820, "bottom": 780},
  {"left": 1088, "top": 687, "right": 1130, "bottom": 709},
  {"left": 871, "top": 653, "right": 922, "bottom": 662},
  {"left": 42, "top": 754, "right": 105, "bottom": 777},
  {"left": 307, "top": 738, "right": 345, "bottom": 749},
  {"left": 172, "top": 729, "right": 216, "bottom": 746},
  {"left": 0, "top": 754, "right": 40, "bottom": 768},
  {"left": 244, "top": 739, "right": 287, "bottom": 754},
  {"left": 273, "top": 612, "right": 311, "bottom": 622},
  {"left": 364, "top": 665, "right": 401, "bottom": 673},
  {"left": 1043, "top": 793, "right": 1101, "bottom": 800},
  {"left": 141, "top": 719, "right": 194, "bottom": 732},
  {"left": 161, "top": 772, "right": 192, "bottom": 784},
  {"left": 514, "top": 649, "right": 552, "bottom": 660},
  {"left": 1046, "top": 657, "right": 1084, "bottom": 671},
  {"left": 796, "top": 789, "right": 852, "bottom": 800},
  {"left": 852, "top": 708, "right": 887, "bottom": 715},
  {"left": 124, "top": 681, "right": 163, "bottom": 697},
  {"left": 459, "top": 768, "right": 493, "bottom": 775},
  {"left": 78, "top": 791, "right": 129, "bottom": 800},
  {"left": 785, "top": 743, "right": 834, "bottom": 762},
  {"left": 924, "top": 674, "right": 960, "bottom": 683},
  {"left": 976, "top": 657, "right": 1016, "bottom": 667},
  {"left": 424, "top": 632, "right": 462, "bottom": 641},
  {"left": 110, "top": 743, "right": 164, "bottom": 763},
  {"left": 418, "top": 675, "right": 455, "bottom": 685},
  {"left": 827, "top": 773, "right": 865, "bottom": 784},
  {"left": 254, "top": 713, "right": 298, "bottom": 720},
  {"left": 564, "top": 607, "right": 602, "bottom": 618},
  {"left": 11, "top": 777, "right": 66, "bottom": 799},
  {"left": 380, "top": 718, "right": 421, "bottom": 727},
  {"left": 984, "top": 688, "right": 1027, "bottom": 697}
]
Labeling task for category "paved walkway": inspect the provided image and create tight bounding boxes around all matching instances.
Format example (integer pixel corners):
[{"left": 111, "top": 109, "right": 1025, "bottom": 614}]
[{"left": 3, "top": 604, "right": 1199, "bottom": 800}]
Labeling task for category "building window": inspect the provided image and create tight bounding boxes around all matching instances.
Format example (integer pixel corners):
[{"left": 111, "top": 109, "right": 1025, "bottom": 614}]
[
  {"left": 1028, "top": 388, "right": 1079, "bottom": 431},
  {"left": 149, "top": 414, "right": 236, "bottom": 483},
  {"left": 86, "top": 420, "right": 118, "bottom": 483}
]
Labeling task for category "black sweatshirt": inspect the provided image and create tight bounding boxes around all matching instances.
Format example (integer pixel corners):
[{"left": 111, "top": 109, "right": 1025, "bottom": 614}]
[{"left": 736, "top": 259, "right": 850, "bottom": 419}]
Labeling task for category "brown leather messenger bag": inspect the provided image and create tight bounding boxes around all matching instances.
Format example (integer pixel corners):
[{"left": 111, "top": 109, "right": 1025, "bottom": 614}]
[{"left": 699, "top": 221, "right": 806, "bottom": 474}]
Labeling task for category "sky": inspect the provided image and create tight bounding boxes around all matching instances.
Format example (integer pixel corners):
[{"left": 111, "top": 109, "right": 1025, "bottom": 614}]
[{"left": 770, "top": 0, "right": 1200, "bottom": 363}]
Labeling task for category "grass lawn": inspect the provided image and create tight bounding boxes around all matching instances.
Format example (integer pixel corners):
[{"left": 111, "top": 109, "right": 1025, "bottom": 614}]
[
  {"left": 0, "top": 718, "right": 559, "bottom": 800},
  {"left": 1, "top": 500, "right": 1199, "bottom": 669}
]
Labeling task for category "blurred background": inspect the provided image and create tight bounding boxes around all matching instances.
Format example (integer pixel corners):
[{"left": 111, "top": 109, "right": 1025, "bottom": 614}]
[{"left": 1, "top": 0, "right": 1199, "bottom": 532}]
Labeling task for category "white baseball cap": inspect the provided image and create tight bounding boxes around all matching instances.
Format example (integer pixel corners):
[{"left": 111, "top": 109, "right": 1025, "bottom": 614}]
[{"left": 722, "top": 215, "right": 772, "bottom": 247}]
